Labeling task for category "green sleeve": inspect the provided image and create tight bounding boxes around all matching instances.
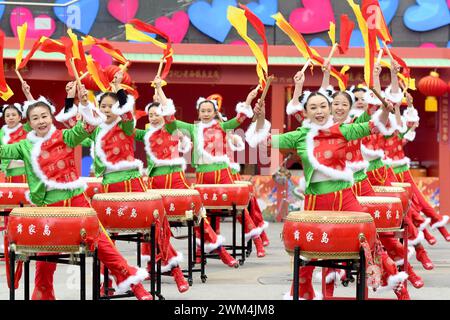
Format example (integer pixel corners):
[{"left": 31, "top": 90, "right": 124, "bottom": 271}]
[
  {"left": 81, "top": 138, "right": 93, "bottom": 148},
  {"left": 354, "top": 111, "right": 371, "bottom": 124},
  {"left": 23, "top": 122, "right": 32, "bottom": 132},
  {"left": 63, "top": 121, "right": 92, "bottom": 148},
  {"left": 118, "top": 119, "right": 135, "bottom": 136},
  {"left": 165, "top": 120, "right": 194, "bottom": 137},
  {"left": 271, "top": 130, "right": 304, "bottom": 149},
  {"left": 220, "top": 118, "right": 241, "bottom": 131},
  {"left": 0, "top": 142, "right": 24, "bottom": 160},
  {"left": 340, "top": 123, "right": 371, "bottom": 141},
  {"left": 135, "top": 129, "right": 147, "bottom": 142},
  {"left": 398, "top": 127, "right": 411, "bottom": 139}
]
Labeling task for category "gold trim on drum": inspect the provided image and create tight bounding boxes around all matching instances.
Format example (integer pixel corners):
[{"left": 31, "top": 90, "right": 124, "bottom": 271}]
[
  {"left": 376, "top": 227, "right": 402, "bottom": 232},
  {"left": 390, "top": 182, "right": 411, "bottom": 188},
  {"left": 167, "top": 215, "right": 192, "bottom": 222},
  {"left": 0, "top": 204, "right": 33, "bottom": 209},
  {"left": 234, "top": 181, "right": 252, "bottom": 186},
  {"left": 10, "top": 207, "right": 98, "bottom": 218},
  {"left": 0, "top": 183, "right": 29, "bottom": 188},
  {"left": 14, "top": 245, "right": 86, "bottom": 254},
  {"left": 286, "top": 211, "right": 374, "bottom": 224},
  {"left": 148, "top": 189, "right": 200, "bottom": 197},
  {"left": 372, "top": 186, "right": 406, "bottom": 193},
  {"left": 203, "top": 205, "right": 247, "bottom": 210},
  {"left": 105, "top": 228, "right": 152, "bottom": 234},
  {"left": 357, "top": 196, "right": 402, "bottom": 204},
  {"left": 285, "top": 248, "right": 361, "bottom": 260},
  {"left": 92, "top": 192, "right": 162, "bottom": 202}
]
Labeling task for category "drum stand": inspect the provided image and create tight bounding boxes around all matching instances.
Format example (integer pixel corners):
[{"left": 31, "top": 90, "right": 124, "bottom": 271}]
[
  {"left": 291, "top": 246, "right": 368, "bottom": 300},
  {"left": 204, "top": 203, "right": 245, "bottom": 267},
  {"left": 8, "top": 243, "right": 91, "bottom": 300},
  {"left": 169, "top": 217, "right": 207, "bottom": 285},
  {"left": 92, "top": 224, "right": 163, "bottom": 300}
]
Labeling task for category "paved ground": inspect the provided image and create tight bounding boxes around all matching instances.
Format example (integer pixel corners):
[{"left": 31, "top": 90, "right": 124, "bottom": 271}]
[{"left": 1, "top": 221, "right": 449, "bottom": 300}]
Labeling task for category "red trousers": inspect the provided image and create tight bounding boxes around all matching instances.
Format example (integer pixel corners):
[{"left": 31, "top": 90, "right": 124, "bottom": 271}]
[
  {"left": 196, "top": 168, "right": 261, "bottom": 240},
  {"left": 6, "top": 175, "right": 27, "bottom": 183},
  {"left": 32, "top": 193, "right": 145, "bottom": 300},
  {"left": 396, "top": 170, "right": 445, "bottom": 225},
  {"left": 367, "top": 166, "right": 398, "bottom": 187}
]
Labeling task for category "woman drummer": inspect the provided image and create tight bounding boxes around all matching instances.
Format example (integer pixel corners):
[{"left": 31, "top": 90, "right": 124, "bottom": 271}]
[
  {"left": 0, "top": 83, "right": 152, "bottom": 300},
  {"left": 248, "top": 89, "right": 408, "bottom": 300}
]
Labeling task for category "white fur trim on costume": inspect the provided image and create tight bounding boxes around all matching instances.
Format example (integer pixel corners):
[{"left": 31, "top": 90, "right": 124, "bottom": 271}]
[
  {"left": 196, "top": 120, "right": 232, "bottom": 166},
  {"left": 196, "top": 97, "right": 218, "bottom": 111},
  {"left": 286, "top": 100, "right": 304, "bottom": 116},
  {"left": 397, "top": 116, "right": 408, "bottom": 134},
  {"left": 403, "top": 106, "right": 420, "bottom": 123},
  {"left": 35, "top": 96, "right": 56, "bottom": 114},
  {"left": 24, "top": 190, "right": 35, "bottom": 206},
  {"left": 143, "top": 125, "right": 188, "bottom": 171},
  {"left": 140, "top": 255, "right": 151, "bottom": 266},
  {"left": 245, "top": 226, "right": 263, "bottom": 242},
  {"left": 2, "top": 123, "right": 23, "bottom": 145},
  {"left": 299, "top": 90, "right": 312, "bottom": 109},
  {"left": 115, "top": 267, "right": 148, "bottom": 295},
  {"left": 346, "top": 90, "right": 356, "bottom": 106},
  {"left": 364, "top": 89, "right": 384, "bottom": 106},
  {"left": 178, "top": 134, "right": 192, "bottom": 154},
  {"left": 383, "top": 157, "right": 410, "bottom": 168},
  {"left": 282, "top": 288, "right": 323, "bottom": 300},
  {"left": 419, "top": 217, "right": 431, "bottom": 231},
  {"left": 361, "top": 143, "right": 385, "bottom": 160},
  {"left": 318, "top": 86, "right": 335, "bottom": 103},
  {"left": 161, "top": 252, "right": 184, "bottom": 273},
  {"left": 403, "top": 130, "right": 416, "bottom": 142},
  {"left": 22, "top": 100, "right": 35, "bottom": 118},
  {"left": 229, "top": 162, "right": 241, "bottom": 173},
  {"left": 111, "top": 95, "right": 135, "bottom": 116},
  {"left": 228, "top": 134, "right": 245, "bottom": 152},
  {"left": 95, "top": 118, "right": 144, "bottom": 173},
  {"left": 384, "top": 85, "right": 404, "bottom": 104},
  {"left": 1, "top": 103, "right": 23, "bottom": 119},
  {"left": 196, "top": 234, "right": 225, "bottom": 254},
  {"left": 245, "top": 119, "right": 271, "bottom": 148},
  {"left": 430, "top": 215, "right": 449, "bottom": 230},
  {"left": 314, "top": 269, "right": 346, "bottom": 284},
  {"left": 155, "top": 99, "right": 176, "bottom": 117},
  {"left": 78, "top": 101, "right": 106, "bottom": 126},
  {"left": 55, "top": 105, "right": 78, "bottom": 123},
  {"left": 349, "top": 108, "right": 365, "bottom": 119},
  {"left": 298, "top": 177, "right": 306, "bottom": 193},
  {"left": 235, "top": 102, "right": 254, "bottom": 119},
  {"left": 305, "top": 118, "right": 354, "bottom": 183},
  {"left": 371, "top": 109, "right": 397, "bottom": 136},
  {"left": 27, "top": 126, "right": 88, "bottom": 191},
  {"left": 409, "top": 230, "right": 424, "bottom": 246},
  {"left": 395, "top": 246, "right": 415, "bottom": 266},
  {"left": 346, "top": 160, "right": 369, "bottom": 173},
  {"left": 375, "top": 271, "right": 408, "bottom": 292}
]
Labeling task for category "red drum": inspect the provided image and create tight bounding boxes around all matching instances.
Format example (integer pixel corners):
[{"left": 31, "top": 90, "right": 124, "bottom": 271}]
[
  {"left": 390, "top": 182, "right": 412, "bottom": 199},
  {"left": 0, "top": 183, "right": 32, "bottom": 209},
  {"left": 372, "top": 185, "right": 409, "bottom": 212},
  {"left": 234, "top": 180, "right": 255, "bottom": 197},
  {"left": 91, "top": 192, "right": 164, "bottom": 233},
  {"left": 193, "top": 184, "right": 250, "bottom": 210},
  {"left": 357, "top": 196, "right": 403, "bottom": 232},
  {"left": 7, "top": 207, "right": 99, "bottom": 253},
  {"left": 282, "top": 211, "right": 376, "bottom": 260},
  {"left": 81, "top": 177, "right": 104, "bottom": 199},
  {"left": 149, "top": 189, "right": 202, "bottom": 222}
]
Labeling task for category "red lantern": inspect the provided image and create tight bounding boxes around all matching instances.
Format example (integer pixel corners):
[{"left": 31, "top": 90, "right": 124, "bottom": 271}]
[{"left": 418, "top": 71, "right": 447, "bottom": 112}]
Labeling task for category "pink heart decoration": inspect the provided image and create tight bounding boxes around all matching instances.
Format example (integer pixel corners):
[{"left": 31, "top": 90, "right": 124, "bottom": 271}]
[
  {"left": 91, "top": 45, "right": 113, "bottom": 68},
  {"left": 107, "top": 0, "right": 139, "bottom": 24},
  {"left": 230, "top": 40, "right": 246, "bottom": 45},
  {"left": 419, "top": 42, "right": 437, "bottom": 48},
  {"left": 289, "top": 0, "right": 335, "bottom": 34},
  {"left": 10, "top": 7, "right": 55, "bottom": 39},
  {"left": 448, "top": 0, "right": 450, "bottom": 9},
  {"left": 155, "top": 11, "right": 190, "bottom": 44}
]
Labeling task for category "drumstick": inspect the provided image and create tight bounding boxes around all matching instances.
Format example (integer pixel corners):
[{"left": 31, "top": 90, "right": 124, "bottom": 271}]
[
  {"left": 300, "top": 59, "right": 311, "bottom": 74},
  {"left": 156, "top": 59, "right": 165, "bottom": 78},
  {"left": 382, "top": 41, "right": 394, "bottom": 61},
  {"left": 79, "top": 71, "right": 89, "bottom": 81},
  {"left": 369, "top": 86, "right": 388, "bottom": 108},
  {"left": 69, "top": 58, "right": 82, "bottom": 88},
  {"left": 326, "top": 43, "right": 339, "bottom": 62},
  {"left": 260, "top": 75, "right": 275, "bottom": 102},
  {"left": 15, "top": 69, "right": 24, "bottom": 84},
  {"left": 376, "top": 49, "right": 383, "bottom": 64},
  {"left": 120, "top": 60, "right": 131, "bottom": 72}
]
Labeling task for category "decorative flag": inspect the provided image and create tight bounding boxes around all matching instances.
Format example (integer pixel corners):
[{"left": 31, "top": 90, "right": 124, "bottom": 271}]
[
  {"left": 347, "top": 0, "right": 378, "bottom": 87},
  {"left": 338, "top": 15, "right": 354, "bottom": 54},
  {"left": 62, "top": 29, "right": 88, "bottom": 78},
  {"left": 83, "top": 36, "right": 128, "bottom": 65},
  {"left": 86, "top": 55, "right": 110, "bottom": 92},
  {"left": 361, "top": 0, "right": 393, "bottom": 44},
  {"left": 0, "top": 30, "right": 13, "bottom": 101},
  {"left": 272, "top": 12, "right": 349, "bottom": 90},
  {"left": 328, "top": 22, "right": 336, "bottom": 46},
  {"left": 18, "top": 37, "right": 66, "bottom": 69},
  {"left": 126, "top": 19, "right": 173, "bottom": 79},
  {"left": 228, "top": 5, "right": 268, "bottom": 89},
  {"left": 15, "top": 23, "right": 28, "bottom": 70}
]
